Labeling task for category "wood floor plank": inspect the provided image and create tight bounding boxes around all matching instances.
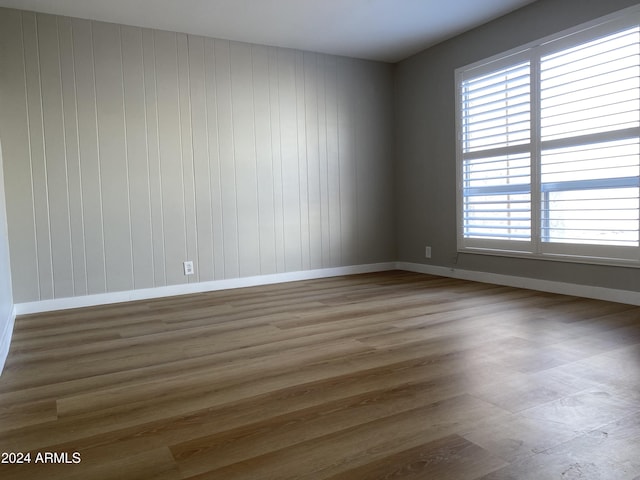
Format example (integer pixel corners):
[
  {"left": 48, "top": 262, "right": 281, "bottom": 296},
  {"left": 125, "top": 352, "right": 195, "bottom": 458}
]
[
  {"left": 36, "top": 352, "right": 515, "bottom": 471},
  {"left": 169, "top": 377, "right": 498, "bottom": 477},
  {"left": 460, "top": 412, "right": 582, "bottom": 463},
  {"left": 1, "top": 271, "right": 639, "bottom": 479},
  {"left": 184, "top": 394, "right": 506, "bottom": 480},
  {"left": 478, "top": 412, "right": 640, "bottom": 480},
  {"left": 0, "top": 399, "right": 58, "bottom": 431},
  {"left": 324, "top": 434, "right": 507, "bottom": 480}
]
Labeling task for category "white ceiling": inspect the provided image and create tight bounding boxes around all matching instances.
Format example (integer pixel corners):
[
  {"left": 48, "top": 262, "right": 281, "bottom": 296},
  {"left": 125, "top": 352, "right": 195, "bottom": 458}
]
[{"left": 0, "top": 0, "right": 538, "bottom": 62}]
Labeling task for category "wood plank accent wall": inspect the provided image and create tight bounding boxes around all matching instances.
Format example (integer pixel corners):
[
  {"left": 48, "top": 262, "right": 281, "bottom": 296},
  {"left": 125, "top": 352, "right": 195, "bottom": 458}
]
[{"left": 0, "top": 8, "right": 395, "bottom": 303}]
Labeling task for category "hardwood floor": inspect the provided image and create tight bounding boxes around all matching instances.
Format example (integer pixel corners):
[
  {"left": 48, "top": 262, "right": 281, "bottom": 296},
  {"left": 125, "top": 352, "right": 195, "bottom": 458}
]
[{"left": 1, "top": 271, "right": 639, "bottom": 479}]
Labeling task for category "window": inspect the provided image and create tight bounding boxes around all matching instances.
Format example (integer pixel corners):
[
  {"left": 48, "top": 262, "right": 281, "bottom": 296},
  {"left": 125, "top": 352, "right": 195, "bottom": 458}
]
[{"left": 456, "top": 6, "right": 640, "bottom": 266}]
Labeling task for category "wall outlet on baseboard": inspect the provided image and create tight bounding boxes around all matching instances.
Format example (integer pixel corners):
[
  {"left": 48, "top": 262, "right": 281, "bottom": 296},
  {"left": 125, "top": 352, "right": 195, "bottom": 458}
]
[
  {"left": 183, "top": 261, "right": 194, "bottom": 276},
  {"left": 425, "top": 246, "right": 432, "bottom": 259}
]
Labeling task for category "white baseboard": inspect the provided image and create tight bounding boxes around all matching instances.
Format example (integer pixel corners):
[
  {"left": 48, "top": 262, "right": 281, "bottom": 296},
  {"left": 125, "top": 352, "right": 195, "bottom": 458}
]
[
  {"left": 0, "top": 305, "right": 16, "bottom": 374},
  {"left": 397, "top": 262, "right": 640, "bottom": 306},
  {"left": 14, "top": 262, "right": 396, "bottom": 315},
  {"left": 13, "top": 260, "right": 640, "bottom": 316}
]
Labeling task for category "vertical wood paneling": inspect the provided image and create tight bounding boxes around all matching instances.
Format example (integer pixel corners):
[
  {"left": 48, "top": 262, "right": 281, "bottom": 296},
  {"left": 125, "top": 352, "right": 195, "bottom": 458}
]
[
  {"left": 317, "top": 55, "right": 331, "bottom": 268},
  {"left": 141, "top": 28, "right": 166, "bottom": 287},
  {"left": 0, "top": 10, "right": 39, "bottom": 303},
  {"left": 268, "top": 46, "right": 285, "bottom": 273},
  {"left": 337, "top": 58, "right": 358, "bottom": 265},
  {"left": 22, "top": 13, "right": 54, "bottom": 300},
  {"left": 230, "top": 42, "right": 260, "bottom": 277},
  {"left": 0, "top": 8, "right": 394, "bottom": 302},
  {"left": 177, "top": 33, "right": 198, "bottom": 282},
  {"left": 214, "top": 40, "right": 240, "bottom": 278},
  {"left": 37, "top": 14, "right": 74, "bottom": 299},
  {"left": 277, "top": 49, "right": 303, "bottom": 272},
  {"left": 121, "top": 25, "right": 154, "bottom": 289},
  {"left": 188, "top": 36, "right": 214, "bottom": 282},
  {"left": 92, "top": 22, "right": 133, "bottom": 292},
  {"left": 304, "top": 52, "right": 322, "bottom": 269},
  {"left": 252, "top": 44, "right": 277, "bottom": 275},
  {"left": 295, "top": 51, "right": 310, "bottom": 271},
  {"left": 58, "top": 17, "right": 88, "bottom": 297},
  {"left": 71, "top": 18, "right": 106, "bottom": 295},
  {"left": 154, "top": 30, "right": 186, "bottom": 285},
  {"left": 324, "top": 55, "right": 342, "bottom": 268},
  {"left": 204, "top": 38, "right": 225, "bottom": 280}
]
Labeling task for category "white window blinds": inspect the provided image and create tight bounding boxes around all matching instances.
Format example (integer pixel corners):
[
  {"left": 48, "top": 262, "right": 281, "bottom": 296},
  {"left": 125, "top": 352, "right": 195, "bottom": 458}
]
[
  {"left": 539, "top": 27, "right": 640, "bottom": 252},
  {"left": 457, "top": 8, "right": 640, "bottom": 265},
  {"left": 540, "top": 27, "right": 639, "bottom": 142},
  {"left": 461, "top": 62, "right": 532, "bottom": 243},
  {"left": 462, "top": 62, "right": 531, "bottom": 153}
]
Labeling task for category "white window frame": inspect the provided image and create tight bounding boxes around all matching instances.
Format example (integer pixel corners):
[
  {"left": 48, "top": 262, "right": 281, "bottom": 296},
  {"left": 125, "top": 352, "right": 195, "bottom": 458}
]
[{"left": 455, "top": 5, "right": 640, "bottom": 267}]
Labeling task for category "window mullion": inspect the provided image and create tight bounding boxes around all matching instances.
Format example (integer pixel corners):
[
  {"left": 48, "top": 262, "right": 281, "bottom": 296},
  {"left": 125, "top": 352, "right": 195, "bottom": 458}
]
[{"left": 531, "top": 49, "right": 542, "bottom": 254}]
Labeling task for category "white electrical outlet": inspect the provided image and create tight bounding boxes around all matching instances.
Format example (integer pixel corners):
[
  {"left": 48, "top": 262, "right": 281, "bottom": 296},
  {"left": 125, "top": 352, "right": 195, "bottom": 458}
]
[
  {"left": 425, "top": 246, "right": 432, "bottom": 258},
  {"left": 183, "top": 261, "right": 194, "bottom": 276}
]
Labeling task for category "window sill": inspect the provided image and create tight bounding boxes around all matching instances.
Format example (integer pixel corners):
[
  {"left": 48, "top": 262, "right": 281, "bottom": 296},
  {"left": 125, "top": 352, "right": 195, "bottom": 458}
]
[{"left": 458, "top": 246, "right": 640, "bottom": 269}]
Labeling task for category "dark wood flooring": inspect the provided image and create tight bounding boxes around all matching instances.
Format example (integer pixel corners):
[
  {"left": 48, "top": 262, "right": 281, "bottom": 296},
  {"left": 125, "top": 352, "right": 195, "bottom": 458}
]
[{"left": 0, "top": 271, "right": 639, "bottom": 479}]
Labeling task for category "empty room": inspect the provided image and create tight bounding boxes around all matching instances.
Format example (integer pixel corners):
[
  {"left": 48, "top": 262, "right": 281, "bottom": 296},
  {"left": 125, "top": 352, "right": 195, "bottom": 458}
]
[{"left": 0, "top": 0, "right": 640, "bottom": 478}]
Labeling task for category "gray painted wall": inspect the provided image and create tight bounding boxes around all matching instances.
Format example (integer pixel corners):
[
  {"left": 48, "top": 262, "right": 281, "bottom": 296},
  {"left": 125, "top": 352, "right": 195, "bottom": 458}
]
[
  {"left": 0, "top": 8, "right": 395, "bottom": 303},
  {"left": 0, "top": 141, "right": 13, "bottom": 335},
  {"left": 3, "top": 0, "right": 640, "bottom": 306},
  {"left": 395, "top": 0, "right": 640, "bottom": 292}
]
